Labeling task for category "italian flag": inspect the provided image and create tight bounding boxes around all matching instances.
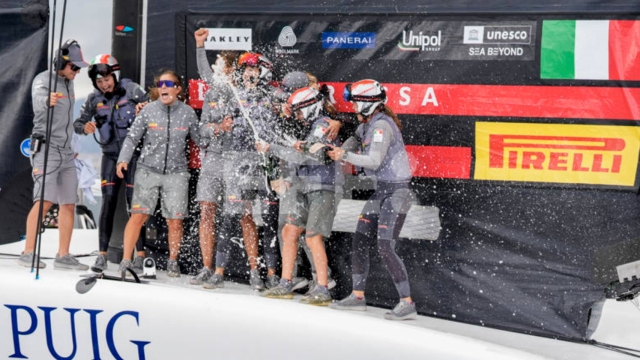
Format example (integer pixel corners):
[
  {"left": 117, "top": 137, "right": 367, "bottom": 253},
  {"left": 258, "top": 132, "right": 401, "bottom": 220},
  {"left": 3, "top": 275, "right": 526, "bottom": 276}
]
[{"left": 541, "top": 20, "right": 640, "bottom": 80}]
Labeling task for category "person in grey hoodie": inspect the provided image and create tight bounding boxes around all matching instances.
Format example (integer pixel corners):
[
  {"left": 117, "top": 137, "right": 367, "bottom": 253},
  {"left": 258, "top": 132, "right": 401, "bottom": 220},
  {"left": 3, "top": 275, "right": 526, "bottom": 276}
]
[
  {"left": 115, "top": 70, "right": 201, "bottom": 278},
  {"left": 327, "top": 79, "right": 417, "bottom": 321},
  {"left": 189, "top": 28, "right": 239, "bottom": 287},
  {"left": 17, "top": 39, "right": 90, "bottom": 271}
]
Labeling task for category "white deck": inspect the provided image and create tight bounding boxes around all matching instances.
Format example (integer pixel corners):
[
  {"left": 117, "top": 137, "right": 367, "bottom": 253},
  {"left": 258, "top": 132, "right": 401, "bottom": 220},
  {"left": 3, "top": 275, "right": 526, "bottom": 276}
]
[{"left": 0, "top": 230, "right": 638, "bottom": 360}]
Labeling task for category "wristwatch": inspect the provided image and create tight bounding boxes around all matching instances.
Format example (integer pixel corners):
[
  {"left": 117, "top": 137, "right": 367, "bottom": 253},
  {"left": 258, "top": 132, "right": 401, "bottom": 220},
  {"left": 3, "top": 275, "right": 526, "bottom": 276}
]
[{"left": 341, "top": 151, "right": 349, "bottom": 162}]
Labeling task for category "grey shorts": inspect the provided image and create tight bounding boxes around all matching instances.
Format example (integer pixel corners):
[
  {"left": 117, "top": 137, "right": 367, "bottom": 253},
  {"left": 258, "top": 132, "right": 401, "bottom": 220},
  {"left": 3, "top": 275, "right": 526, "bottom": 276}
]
[
  {"left": 31, "top": 149, "right": 78, "bottom": 205},
  {"left": 196, "top": 174, "right": 224, "bottom": 203},
  {"left": 285, "top": 190, "right": 336, "bottom": 238},
  {"left": 222, "top": 151, "right": 262, "bottom": 214},
  {"left": 196, "top": 152, "right": 225, "bottom": 203},
  {"left": 131, "top": 168, "right": 190, "bottom": 219}
]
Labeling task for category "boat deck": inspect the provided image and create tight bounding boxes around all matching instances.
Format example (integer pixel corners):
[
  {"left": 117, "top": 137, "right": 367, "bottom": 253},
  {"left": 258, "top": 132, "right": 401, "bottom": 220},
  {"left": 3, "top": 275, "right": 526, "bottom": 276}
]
[{"left": 0, "top": 230, "right": 638, "bottom": 360}]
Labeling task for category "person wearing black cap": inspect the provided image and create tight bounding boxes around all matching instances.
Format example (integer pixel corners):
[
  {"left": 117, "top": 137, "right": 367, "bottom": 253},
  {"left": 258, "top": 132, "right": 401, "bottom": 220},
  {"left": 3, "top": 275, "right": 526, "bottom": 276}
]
[{"left": 17, "top": 39, "right": 90, "bottom": 271}]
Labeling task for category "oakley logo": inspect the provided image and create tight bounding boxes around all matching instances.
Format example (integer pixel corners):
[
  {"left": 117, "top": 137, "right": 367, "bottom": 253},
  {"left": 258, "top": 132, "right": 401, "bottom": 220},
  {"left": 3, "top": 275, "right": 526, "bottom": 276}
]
[{"left": 204, "top": 28, "right": 252, "bottom": 51}]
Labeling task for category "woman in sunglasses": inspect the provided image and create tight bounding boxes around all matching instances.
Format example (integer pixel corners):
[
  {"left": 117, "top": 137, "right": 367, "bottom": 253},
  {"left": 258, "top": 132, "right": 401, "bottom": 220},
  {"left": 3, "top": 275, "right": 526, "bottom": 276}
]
[
  {"left": 115, "top": 71, "right": 201, "bottom": 278},
  {"left": 327, "top": 79, "right": 417, "bottom": 321},
  {"left": 74, "top": 54, "right": 148, "bottom": 273}
]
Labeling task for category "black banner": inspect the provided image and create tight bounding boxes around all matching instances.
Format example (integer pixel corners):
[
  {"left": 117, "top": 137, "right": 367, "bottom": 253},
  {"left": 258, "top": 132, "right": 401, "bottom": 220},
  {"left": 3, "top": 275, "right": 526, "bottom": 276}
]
[
  {"left": 143, "top": 4, "right": 640, "bottom": 340},
  {"left": 0, "top": 0, "right": 48, "bottom": 244}
]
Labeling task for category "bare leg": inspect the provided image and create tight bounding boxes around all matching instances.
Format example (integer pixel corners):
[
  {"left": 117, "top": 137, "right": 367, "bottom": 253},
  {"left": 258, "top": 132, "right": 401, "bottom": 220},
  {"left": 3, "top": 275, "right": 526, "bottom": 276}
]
[
  {"left": 24, "top": 200, "right": 53, "bottom": 253},
  {"left": 281, "top": 224, "right": 305, "bottom": 281},
  {"left": 305, "top": 234, "right": 328, "bottom": 286},
  {"left": 199, "top": 201, "right": 217, "bottom": 269},
  {"left": 166, "top": 219, "right": 183, "bottom": 261},
  {"left": 122, "top": 213, "right": 150, "bottom": 261},
  {"left": 56, "top": 204, "right": 75, "bottom": 256},
  {"left": 241, "top": 203, "right": 259, "bottom": 271}
]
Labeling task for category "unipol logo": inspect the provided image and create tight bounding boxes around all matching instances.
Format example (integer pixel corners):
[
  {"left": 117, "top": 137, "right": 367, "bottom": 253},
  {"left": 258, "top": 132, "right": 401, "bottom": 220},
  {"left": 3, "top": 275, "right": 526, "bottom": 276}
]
[
  {"left": 397, "top": 29, "right": 442, "bottom": 52},
  {"left": 4, "top": 305, "right": 150, "bottom": 360},
  {"left": 489, "top": 135, "right": 625, "bottom": 173},
  {"left": 278, "top": 26, "right": 297, "bottom": 47}
]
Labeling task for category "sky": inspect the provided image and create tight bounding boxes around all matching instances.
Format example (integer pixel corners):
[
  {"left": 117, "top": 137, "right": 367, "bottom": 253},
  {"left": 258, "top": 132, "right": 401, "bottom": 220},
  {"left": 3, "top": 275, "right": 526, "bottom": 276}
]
[
  {"left": 48, "top": 0, "right": 113, "bottom": 155},
  {"left": 49, "top": 0, "right": 113, "bottom": 99}
]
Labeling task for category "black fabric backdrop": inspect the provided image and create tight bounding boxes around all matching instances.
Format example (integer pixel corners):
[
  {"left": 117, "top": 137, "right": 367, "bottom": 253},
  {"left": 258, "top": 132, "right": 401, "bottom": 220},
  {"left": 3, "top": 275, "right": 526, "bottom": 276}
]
[
  {"left": 0, "top": 0, "right": 48, "bottom": 244},
  {"left": 149, "top": 8, "right": 640, "bottom": 340}
]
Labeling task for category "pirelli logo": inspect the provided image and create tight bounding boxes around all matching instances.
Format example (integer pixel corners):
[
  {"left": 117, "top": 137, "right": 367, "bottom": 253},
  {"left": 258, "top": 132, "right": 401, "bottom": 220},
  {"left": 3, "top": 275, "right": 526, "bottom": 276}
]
[{"left": 475, "top": 123, "right": 640, "bottom": 186}]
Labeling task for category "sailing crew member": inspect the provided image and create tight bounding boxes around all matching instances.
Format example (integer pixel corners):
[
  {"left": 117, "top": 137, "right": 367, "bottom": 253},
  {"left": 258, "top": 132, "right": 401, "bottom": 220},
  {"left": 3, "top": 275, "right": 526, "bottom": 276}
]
[
  {"left": 17, "top": 39, "right": 89, "bottom": 271},
  {"left": 115, "top": 70, "right": 201, "bottom": 278},
  {"left": 207, "top": 52, "right": 276, "bottom": 290},
  {"left": 258, "top": 86, "right": 342, "bottom": 306},
  {"left": 327, "top": 79, "right": 417, "bottom": 320},
  {"left": 74, "top": 54, "right": 148, "bottom": 273},
  {"left": 189, "top": 28, "right": 238, "bottom": 287}
]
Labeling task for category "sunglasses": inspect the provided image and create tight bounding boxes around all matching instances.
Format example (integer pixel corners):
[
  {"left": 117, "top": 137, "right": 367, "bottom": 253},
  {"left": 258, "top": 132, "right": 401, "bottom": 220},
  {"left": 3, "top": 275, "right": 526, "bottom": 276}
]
[
  {"left": 156, "top": 80, "right": 178, "bottom": 88},
  {"left": 89, "top": 63, "right": 120, "bottom": 77},
  {"left": 343, "top": 83, "right": 353, "bottom": 102},
  {"left": 70, "top": 64, "right": 81, "bottom": 72}
]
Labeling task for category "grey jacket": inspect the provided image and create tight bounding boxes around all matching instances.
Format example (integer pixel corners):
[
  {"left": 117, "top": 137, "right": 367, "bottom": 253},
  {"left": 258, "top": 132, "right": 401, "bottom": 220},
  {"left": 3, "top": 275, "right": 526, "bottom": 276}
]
[
  {"left": 117, "top": 100, "right": 201, "bottom": 174},
  {"left": 343, "top": 111, "right": 412, "bottom": 183},
  {"left": 199, "top": 87, "right": 227, "bottom": 176},
  {"left": 269, "top": 116, "right": 341, "bottom": 193},
  {"left": 31, "top": 70, "right": 76, "bottom": 150}
]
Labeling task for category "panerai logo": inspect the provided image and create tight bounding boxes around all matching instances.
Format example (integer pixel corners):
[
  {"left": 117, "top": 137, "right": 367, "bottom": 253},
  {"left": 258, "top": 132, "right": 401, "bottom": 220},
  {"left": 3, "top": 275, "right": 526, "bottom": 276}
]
[
  {"left": 322, "top": 32, "right": 376, "bottom": 49},
  {"left": 398, "top": 29, "right": 442, "bottom": 52},
  {"left": 4, "top": 304, "right": 151, "bottom": 360},
  {"left": 204, "top": 28, "right": 252, "bottom": 51}
]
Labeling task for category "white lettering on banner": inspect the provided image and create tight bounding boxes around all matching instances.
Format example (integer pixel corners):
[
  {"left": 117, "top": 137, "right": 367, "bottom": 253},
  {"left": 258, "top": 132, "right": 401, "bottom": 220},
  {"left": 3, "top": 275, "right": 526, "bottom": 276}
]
[
  {"left": 469, "top": 47, "right": 524, "bottom": 56},
  {"left": 393, "top": 86, "right": 438, "bottom": 107},
  {"left": 398, "top": 30, "right": 442, "bottom": 51},
  {"left": 326, "top": 85, "right": 337, "bottom": 104},
  {"left": 399, "top": 87, "right": 411, "bottom": 106},
  {"left": 421, "top": 87, "right": 439, "bottom": 106},
  {"left": 204, "top": 28, "right": 252, "bottom": 51},
  {"left": 197, "top": 82, "right": 207, "bottom": 101},
  {"left": 486, "top": 30, "right": 528, "bottom": 41},
  {"left": 326, "top": 36, "right": 373, "bottom": 45}
]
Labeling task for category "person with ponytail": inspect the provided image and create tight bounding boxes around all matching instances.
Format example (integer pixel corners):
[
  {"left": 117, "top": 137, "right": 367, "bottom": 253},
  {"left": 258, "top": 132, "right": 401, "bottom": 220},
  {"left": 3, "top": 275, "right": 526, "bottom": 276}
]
[
  {"left": 115, "top": 70, "right": 201, "bottom": 278},
  {"left": 327, "top": 79, "right": 417, "bottom": 320}
]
